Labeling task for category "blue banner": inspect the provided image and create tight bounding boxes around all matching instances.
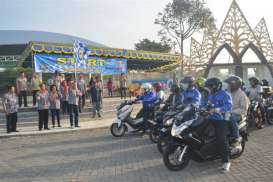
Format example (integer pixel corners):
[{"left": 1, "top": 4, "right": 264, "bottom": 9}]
[{"left": 34, "top": 54, "right": 127, "bottom": 75}]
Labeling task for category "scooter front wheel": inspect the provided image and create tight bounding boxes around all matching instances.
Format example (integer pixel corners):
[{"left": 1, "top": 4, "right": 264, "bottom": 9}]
[
  {"left": 110, "top": 123, "right": 126, "bottom": 137},
  {"left": 163, "top": 144, "right": 190, "bottom": 171}
]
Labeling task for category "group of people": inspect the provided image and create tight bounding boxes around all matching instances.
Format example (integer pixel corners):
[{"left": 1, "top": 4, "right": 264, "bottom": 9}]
[
  {"left": 136, "top": 75, "right": 268, "bottom": 172},
  {"left": 2, "top": 71, "right": 107, "bottom": 133}
]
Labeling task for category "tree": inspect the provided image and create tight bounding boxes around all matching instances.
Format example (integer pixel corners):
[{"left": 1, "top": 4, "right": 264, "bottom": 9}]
[
  {"left": 155, "top": 0, "right": 215, "bottom": 75},
  {"left": 135, "top": 38, "right": 172, "bottom": 53}
]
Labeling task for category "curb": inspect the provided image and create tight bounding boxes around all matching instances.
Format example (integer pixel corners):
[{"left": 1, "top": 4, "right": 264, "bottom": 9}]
[{"left": 0, "top": 125, "right": 110, "bottom": 139}]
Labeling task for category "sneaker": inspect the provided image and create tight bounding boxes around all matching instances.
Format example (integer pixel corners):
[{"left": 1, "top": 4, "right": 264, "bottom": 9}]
[
  {"left": 58, "top": 125, "right": 62, "bottom": 127},
  {"left": 75, "top": 126, "right": 80, "bottom": 128},
  {"left": 221, "top": 162, "right": 231, "bottom": 172}
]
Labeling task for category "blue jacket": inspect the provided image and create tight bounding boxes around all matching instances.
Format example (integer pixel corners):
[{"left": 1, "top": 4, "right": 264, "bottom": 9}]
[
  {"left": 206, "top": 90, "right": 232, "bottom": 121},
  {"left": 136, "top": 91, "right": 157, "bottom": 108},
  {"left": 181, "top": 88, "right": 201, "bottom": 107}
]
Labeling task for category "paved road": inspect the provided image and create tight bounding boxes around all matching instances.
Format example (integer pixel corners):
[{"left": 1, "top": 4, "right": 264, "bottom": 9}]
[{"left": 1, "top": 126, "right": 273, "bottom": 182}]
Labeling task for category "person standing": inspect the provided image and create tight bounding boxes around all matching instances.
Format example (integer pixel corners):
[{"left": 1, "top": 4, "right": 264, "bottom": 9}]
[
  {"left": 60, "top": 80, "right": 69, "bottom": 114},
  {"left": 119, "top": 73, "right": 127, "bottom": 99},
  {"left": 90, "top": 78, "right": 102, "bottom": 118},
  {"left": 107, "top": 78, "right": 113, "bottom": 97},
  {"left": 53, "top": 71, "right": 61, "bottom": 91},
  {"left": 68, "top": 81, "right": 82, "bottom": 128},
  {"left": 2, "top": 85, "right": 18, "bottom": 133},
  {"left": 77, "top": 74, "right": 87, "bottom": 113},
  {"left": 16, "top": 71, "right": 28, "bottom": 107},
  {"left": 31, "top": 73, "right": 42, "bottom": 106},
  {"left": 36, "top": 83, "right": 50, "bottom": 131},
  {"left": 49, "top": 85, "right": 61, "bottom": 128}
]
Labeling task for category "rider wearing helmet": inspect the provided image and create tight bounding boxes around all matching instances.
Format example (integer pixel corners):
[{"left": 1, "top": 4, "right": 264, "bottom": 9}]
[
  {"left": 154, "top": 82, "right": 165, "bottom": 103},
  {"left": 205, "top": 77, "right": 232, "bottom": 172},
  {"left": 247, "top": 77, "right": 266, "bottom": 127},
  {"left": 136, "top": 83, "right": 157, "bottom": 132},
  {"left": 224, "top": 76, "right": 249, "bottom": 150},
  {"left": 180, "top": 76, "right": 201, "bottom": 107},
  {"left": 165, "top": 84, "right": 183, "bottom": 110},
  {"left": 196, "top": 77, "right": 209, "bottom": 107}
]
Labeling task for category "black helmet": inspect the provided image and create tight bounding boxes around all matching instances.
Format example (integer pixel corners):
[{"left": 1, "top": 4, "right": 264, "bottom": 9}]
[
  {"left": 261, "top": 79, "right": 269, "bottom": 86},
  {"left": 205, "top": 78, "right": 222, "bottom": 92},
  {"left": 181, "top": 76, "right": 195, "bottom": 84},
  {"left": 249, "top": 77, "right": 260, "bottom": 85},
  {"left": 171, "top": 84, "right": 180, "bottom": 93},
  {"left": 224, "top": 75, "right": 242, "bottom": 87}
]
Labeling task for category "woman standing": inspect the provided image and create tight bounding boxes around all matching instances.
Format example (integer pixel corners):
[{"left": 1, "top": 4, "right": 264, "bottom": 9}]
[
  {"left": 36, "top": 83, "right": 50, "bottom": 131},
  {"left": 2, "top": 85, "right": 18, "bottom": 133},
  {"left": 60, "top": 80, "right": 69, "bottom": 115},
  {"left": 49, "top": 85, "right": 61, "bottom": 128},
  {"left": 31, "top": 73, "right": 42, "bottom": 106}
]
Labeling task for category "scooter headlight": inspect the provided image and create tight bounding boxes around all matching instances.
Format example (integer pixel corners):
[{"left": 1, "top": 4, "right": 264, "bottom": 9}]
[
  {"left": 171, "top": 119, "right": 195, "bottom": 137},
  {"left": 164, "top": 118, "right": 174, "bottom": 126}
]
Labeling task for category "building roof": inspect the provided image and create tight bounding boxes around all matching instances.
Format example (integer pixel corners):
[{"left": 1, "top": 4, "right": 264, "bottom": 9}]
[{"left": 0, "top": 30, "right": 107, "bottom": 48}]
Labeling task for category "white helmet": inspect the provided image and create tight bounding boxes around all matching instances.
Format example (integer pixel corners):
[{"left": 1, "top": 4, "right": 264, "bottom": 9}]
[{"left": 141, "top": 83, "right": 152, "bottom": 93}]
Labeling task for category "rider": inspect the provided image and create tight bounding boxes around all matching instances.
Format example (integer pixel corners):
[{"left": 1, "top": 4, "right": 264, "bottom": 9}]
[
  {"left": 135, "top": 83, "right": 157, "bottom": 132},
  {"left": 247, "top": 77, "right": 266, "bottom": 128},
  {"left": 196, "top": 77, "right": 209, "bottom": 107},
  {"left": 180, "top": 76, "right": 201, "bottom": 107},
  {"left": 165, "top": 84, "right": 183, "bottom": 111},
  {"left": 154, "top": 82, "right": 165, "bottom": 103},
  {"left": 205, "top": 78, "right": 233, "bottom": 172},
  {"left": 224, "top": 76, "right": 249, "bottom": 151}
]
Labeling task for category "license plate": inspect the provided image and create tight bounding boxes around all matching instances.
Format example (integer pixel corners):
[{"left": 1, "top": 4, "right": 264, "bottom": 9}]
[{"left": 161, "top": 128, "right": 167, "bottom": 132}]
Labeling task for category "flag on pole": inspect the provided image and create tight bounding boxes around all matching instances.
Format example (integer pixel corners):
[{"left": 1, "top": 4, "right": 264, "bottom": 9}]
[{"left": 73, "top": 40, "right": 89, "bottom": 69}]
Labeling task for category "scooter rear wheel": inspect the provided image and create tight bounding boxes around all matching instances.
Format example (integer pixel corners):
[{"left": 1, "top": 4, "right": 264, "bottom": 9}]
[{"left": 110, "top": 123, "right": 126, "bottom": 137}]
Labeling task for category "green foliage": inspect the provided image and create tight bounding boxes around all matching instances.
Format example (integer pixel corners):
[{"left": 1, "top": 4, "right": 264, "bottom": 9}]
[
  {"left": 135, "top": 38, "right": 172, "bottom": 53},
  {"left": 155, "top": 0, "right": 215, "bottom": 53}
]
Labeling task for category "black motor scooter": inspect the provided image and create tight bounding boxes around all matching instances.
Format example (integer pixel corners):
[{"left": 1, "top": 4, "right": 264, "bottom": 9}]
[{"left": 163, "top": 106, "right": 248, "bottom": 171}]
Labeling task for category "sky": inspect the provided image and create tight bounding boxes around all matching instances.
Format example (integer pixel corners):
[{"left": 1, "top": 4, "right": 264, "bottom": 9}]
[{"left": 1, "top": 0, "right": 273, "bottom": 53}]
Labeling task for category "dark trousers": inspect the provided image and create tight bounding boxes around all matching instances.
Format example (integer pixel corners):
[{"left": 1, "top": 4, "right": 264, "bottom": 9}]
[
  {"left": 108, "top": 89, "right": 113, "bottom": 97},
  {"left": 19, "top": 91, "right": 27, "bottom": 107},
  {"left": 211, "top": 120, "right": 230, "bottom": 163},
  {"left": 61, "top": 101, "right": 69, "bottom": 114},
  {"left": 69, "top": 104, "right": 79, "bottom": 127},
  {"left": 79, "top": 95, "right": 86, "bottom": 113},
  {"left": 38, "top": 109, "right": 49, "bottom": 130},
  {"left": 51, "top": 109, "right": 60, "bottom": 127},
  {"left": 32, "top": 90, "right": 39, "bottom": 106},
  {"left": 143, "top": 106, "right": 153, "bottom": 130},
  {"left": 6, "top": 112, "right": 17, "bottom": 133},
  {"left": 120, "top": 87, "right": 126, "bottom": 99}
]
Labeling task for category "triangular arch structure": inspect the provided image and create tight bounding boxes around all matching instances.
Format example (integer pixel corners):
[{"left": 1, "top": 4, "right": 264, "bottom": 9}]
[
  {"left": 254, "top": 18, "right": 273, "bottom": 62},
  {"left": 216, "top": 0, "right": 259, "bottom": 55}
]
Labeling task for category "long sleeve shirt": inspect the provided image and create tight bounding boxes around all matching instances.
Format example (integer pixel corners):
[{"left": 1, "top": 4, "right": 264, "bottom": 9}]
[
  {"left": 207, "top": 90, "right": 232, "bottom": 121},
  {"left": 181, "top": 88, "right": 201, "bottom": 107},
  {"left": 2, "top": 92, "right": 18, "bottom": 114},
  {"left": 230, "top": 89, "right": 250, "bottom": 117},
  {"left": 49, "top": 92, "right": 61, "bottom": 109},
  {"left": 136, "top": 91, "right": 157, "bottom": 108},
  {"left": 37, "top": 91, "right": 49, "bottom": 110},
  {"left": 77, "top": 79, "right": 87, "bottom": 95},
  {"left": 68, "top": 88, "right": 81, "bottom": 105}
]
